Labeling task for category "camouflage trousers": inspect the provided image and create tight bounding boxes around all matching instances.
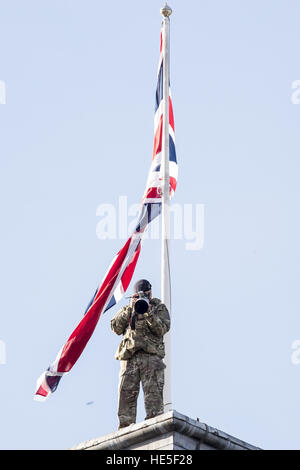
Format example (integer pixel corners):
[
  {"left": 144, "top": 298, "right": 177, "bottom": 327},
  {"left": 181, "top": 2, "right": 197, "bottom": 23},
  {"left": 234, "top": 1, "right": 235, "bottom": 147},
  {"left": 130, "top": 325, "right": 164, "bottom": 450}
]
[{"left": 117, "top": 350, "right": 166, "bottom": 428}]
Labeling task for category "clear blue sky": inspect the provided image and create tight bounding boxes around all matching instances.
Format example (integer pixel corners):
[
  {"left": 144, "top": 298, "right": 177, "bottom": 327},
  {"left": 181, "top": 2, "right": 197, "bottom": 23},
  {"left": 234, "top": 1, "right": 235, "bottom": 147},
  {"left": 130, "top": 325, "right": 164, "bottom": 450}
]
[{"left": 1, "top": 0, "right": 300, "bottom": 450}]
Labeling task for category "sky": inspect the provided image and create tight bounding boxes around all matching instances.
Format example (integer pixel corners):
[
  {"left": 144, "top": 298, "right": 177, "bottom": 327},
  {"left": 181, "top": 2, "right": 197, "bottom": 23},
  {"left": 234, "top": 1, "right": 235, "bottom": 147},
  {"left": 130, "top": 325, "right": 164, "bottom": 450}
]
[{"left": 1, "top": 0, "right": 300, "bottom": 450}]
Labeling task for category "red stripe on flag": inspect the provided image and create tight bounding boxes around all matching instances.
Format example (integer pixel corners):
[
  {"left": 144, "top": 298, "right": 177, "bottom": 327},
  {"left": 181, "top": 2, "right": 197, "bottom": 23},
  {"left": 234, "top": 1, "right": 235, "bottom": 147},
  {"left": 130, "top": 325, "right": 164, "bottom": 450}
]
[
  {"left": 152, "top": 114, "right": 163, "bottom": 159},
  {"left": 121, "top": 243, "right": 141, "bottom": 292},
  {"left": 169, "top": 97, "right": 175, "bottom": 132},
  {"left": 170, "top": 176, "right": 177, "bottom": 193},
  {"left": 57, "top": 237, "right": 132, "bottom": 373},
  {"left": 145, "top": 187, "right": 161, "bottom": 199},
  {"left": 36, "top": 385, "right": 48, "bottom": 398}
]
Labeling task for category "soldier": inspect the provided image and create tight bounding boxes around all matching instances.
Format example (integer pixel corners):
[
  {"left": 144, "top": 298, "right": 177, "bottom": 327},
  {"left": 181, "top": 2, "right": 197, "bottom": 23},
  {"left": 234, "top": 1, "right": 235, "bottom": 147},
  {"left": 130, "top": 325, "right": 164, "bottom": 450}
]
[{"left": 111, "top": 279, "right": 170, "bottom": 429}]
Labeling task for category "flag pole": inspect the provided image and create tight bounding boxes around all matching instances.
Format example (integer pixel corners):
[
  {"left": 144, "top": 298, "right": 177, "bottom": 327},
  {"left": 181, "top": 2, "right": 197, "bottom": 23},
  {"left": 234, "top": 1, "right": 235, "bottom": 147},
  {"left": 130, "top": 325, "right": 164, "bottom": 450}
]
[{"left": 160, "top": 3, "right": 172, "bottom": 413}]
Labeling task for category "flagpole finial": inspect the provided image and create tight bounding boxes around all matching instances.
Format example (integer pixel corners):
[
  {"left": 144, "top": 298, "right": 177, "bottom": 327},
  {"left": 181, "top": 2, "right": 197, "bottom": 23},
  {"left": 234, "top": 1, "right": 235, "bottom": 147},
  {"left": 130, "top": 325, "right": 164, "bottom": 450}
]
[{"left": 160, "top": 3, "right": 172, "bottom": 17}]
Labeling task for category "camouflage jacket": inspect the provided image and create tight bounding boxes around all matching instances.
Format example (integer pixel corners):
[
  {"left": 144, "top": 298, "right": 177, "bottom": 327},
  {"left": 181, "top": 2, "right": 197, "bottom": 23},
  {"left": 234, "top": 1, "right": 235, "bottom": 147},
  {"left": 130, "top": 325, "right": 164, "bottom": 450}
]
[{"left": 111, "top": 298, "right": 170, "bottom": 360}]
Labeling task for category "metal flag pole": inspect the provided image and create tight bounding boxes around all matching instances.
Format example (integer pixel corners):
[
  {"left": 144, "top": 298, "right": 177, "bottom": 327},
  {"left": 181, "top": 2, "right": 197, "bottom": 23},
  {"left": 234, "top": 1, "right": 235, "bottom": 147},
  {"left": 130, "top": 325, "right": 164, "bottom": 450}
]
[{"left": 160, "top": 3, "right": 172, "bottom": 413}]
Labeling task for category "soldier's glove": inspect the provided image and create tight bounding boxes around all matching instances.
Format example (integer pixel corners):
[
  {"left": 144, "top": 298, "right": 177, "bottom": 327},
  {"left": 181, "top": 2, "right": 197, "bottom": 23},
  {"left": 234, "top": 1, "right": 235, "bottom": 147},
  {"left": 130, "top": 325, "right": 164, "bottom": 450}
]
[{"left": 143, "top": 311, "right": 153, "bottom": 321}]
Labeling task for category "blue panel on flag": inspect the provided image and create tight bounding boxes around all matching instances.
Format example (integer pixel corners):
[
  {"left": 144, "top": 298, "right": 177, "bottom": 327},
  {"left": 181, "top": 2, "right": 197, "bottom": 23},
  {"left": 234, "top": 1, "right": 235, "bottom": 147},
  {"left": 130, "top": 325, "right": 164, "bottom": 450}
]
[
  {"left": 169, "top": 135, "right": 177, "bottom": 163},
  {"left": 155, "top": 62, "right": 163, "bottom": 112},
  {"left": 104, "top": 295, "right": 116, "bottom": 312},
  {"left": 84, "top": 288, "right": 98, "bottom": 315}
]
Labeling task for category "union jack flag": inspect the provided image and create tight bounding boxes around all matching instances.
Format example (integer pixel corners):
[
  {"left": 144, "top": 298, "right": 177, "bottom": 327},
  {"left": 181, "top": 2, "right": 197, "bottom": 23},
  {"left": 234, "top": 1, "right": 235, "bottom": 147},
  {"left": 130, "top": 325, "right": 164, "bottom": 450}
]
[{"left": 34, "top": 26, "right": 178, "bottom": 401}]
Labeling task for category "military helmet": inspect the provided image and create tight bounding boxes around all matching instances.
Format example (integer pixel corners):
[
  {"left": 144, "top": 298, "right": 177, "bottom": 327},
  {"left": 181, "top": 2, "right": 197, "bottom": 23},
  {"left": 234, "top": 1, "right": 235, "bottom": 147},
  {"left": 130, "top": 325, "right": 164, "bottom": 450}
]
[{"left": 133, "top": 279, "right": 152, "bottom": 293}]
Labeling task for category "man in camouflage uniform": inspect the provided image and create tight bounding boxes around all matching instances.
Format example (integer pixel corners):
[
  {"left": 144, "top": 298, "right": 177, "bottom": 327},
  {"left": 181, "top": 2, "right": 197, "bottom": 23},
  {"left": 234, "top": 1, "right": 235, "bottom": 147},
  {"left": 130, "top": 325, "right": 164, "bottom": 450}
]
[{"left": 111, "top": 279, "right": 170, "bottom": 429}]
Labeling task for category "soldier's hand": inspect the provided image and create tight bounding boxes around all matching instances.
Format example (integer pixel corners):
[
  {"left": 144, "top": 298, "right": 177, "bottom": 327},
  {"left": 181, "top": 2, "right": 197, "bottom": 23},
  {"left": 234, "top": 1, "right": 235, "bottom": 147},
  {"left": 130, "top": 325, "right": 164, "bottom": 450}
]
[
  {"left": 122, "top": 307, "right": 131, "bottom": 322},
  {"left": 144, "top": 310, "right": 152, "bottom": 319}
]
